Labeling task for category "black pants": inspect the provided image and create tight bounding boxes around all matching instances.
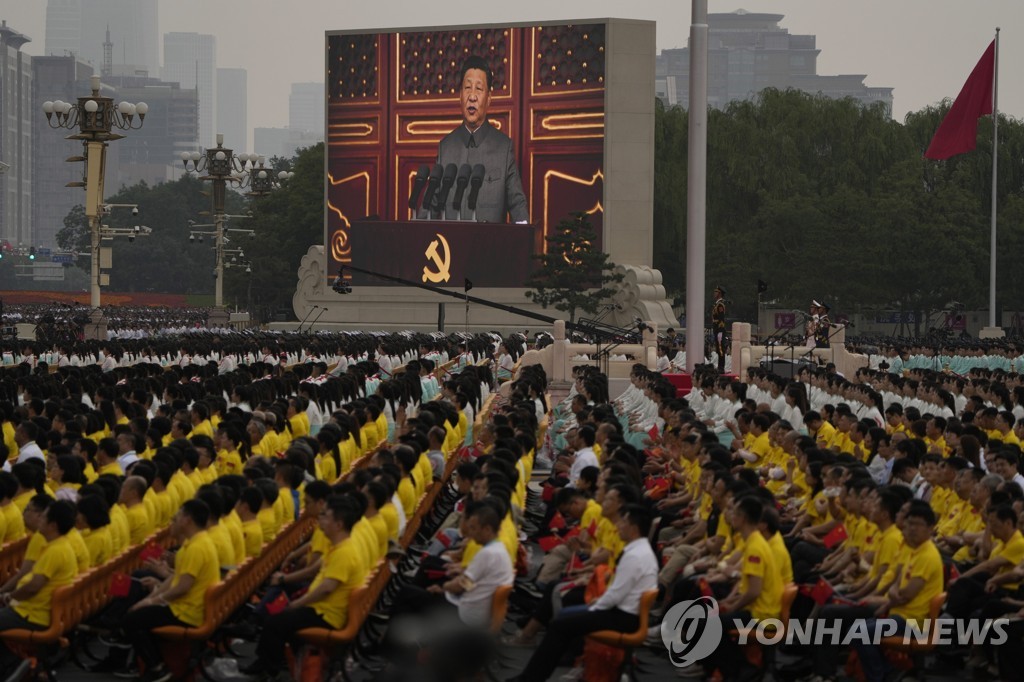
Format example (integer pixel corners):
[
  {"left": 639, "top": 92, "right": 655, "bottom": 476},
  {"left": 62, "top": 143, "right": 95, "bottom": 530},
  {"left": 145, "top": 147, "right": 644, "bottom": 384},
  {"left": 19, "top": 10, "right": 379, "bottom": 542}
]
[
  {"left": 811, "top": 603, "right": 878, "bottom": 676},
  {"left": 532, "top": 582, "right": 585, "bottom": 626},
  {"left": 703, "top": 610, "right": 752, "bottom": 680},
  {"left": 945, "top": 572, "right": 1012, "bottom": 619},
  {"left": 121, "top": 605, "right": 186, "bottom": 671},
  {"left": 389, "top": 584, "right": 452, "bottom": 620},
  {"left": 255, "top": 606, "right": 329, "bottom": 669},
  {"left": 518, "top": 606, "right": 638, "bottom": 681},
  {"left": 670, "top": 574, "right": 732, "bottom": 606},
  {"left": 791, "top": 541, "right": 830, "bottom": 583},
  {"left": 0, "top": 608, "right": 44, "bottom": 675}
]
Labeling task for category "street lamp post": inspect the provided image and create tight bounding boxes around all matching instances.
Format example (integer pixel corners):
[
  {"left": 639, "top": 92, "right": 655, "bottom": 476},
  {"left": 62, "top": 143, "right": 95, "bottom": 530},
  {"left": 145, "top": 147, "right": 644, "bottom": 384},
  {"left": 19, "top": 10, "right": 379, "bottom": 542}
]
[
  {"left": 181, "top": 134, "right": 291, "bottom": 325},
  {"left": 41, "top": 75, "right": 147, "bottom": 336}
]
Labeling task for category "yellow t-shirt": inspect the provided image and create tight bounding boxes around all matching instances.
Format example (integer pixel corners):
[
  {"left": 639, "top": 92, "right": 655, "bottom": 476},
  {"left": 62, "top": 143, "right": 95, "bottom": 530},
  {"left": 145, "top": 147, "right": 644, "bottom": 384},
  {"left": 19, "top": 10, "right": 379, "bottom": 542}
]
[
  {"left": 992, "top": 530, "right": 1024, "bottom": 590},
  {"left": 66, "top": 528, "right": 90, "bottom": 573},
  {"left": 169, "top": 531, "right": 220, "bottom": 626},
  {"left": 317, "top": 453, "right": 338, "bottom": 484},
  {"left": 397, "top": 478, "right": 416, "bottom": 519},
  {"left": 13, "top": 491, "right": 33, "bottom": 513},
  {"left": 97, "top": 461, "right": 124, "bottom": 477},
  {"left": 277, "top": 488, "right": 298, "bottom": 525},
  {"left": 379, "top": 503, "right": 400, "bottom": 541},
  {"left": 14, "top": 535, "right": 77, "bottom": 626},
  {"left": 223, "top": 513, "right": 245, "bottom": 566},
  {"left": 190, "top": 420, "right": 215, "bottom": 440},
  {"left": 257, "top": 507, "right": 278, "bottom": 543},
  {"left": 125, "top": 502, "right": 153, "bottom": 546},
  {"left": 767, "top": 531, "right": 794, "bottom": 585},
  {"left": 289, "top": 414, "right": 310, "bottom": 440},
  {"left": 309, "top": 537, "right": 369, "bottom": 628},
  {"left": 889, "top": 540, "right": 944, "bottom": 627},
  {"left": 740, "top": 530, "right": 783, "bottom": 621},
  {"left": 580, "top": 500, "right": 603, "bottom": 539},
  {"left": 1, "top": 502, "right": 25, "bottom": 543},
  {"left": 310, "top": 526, "right": 331, "bottom": 559},
  {"left": 352, "top": 518, "right": 380, "bottom": 570},
  {"left": 24, "top": 532, "right": 47, "bottom": 563},
  {"left": 108, "top": 504, "right": 130, "bottom": 553},
  {"left": 241, "top": 518, "right": 264, "bottom": 558},
  {"left": 216, "top": 449, "right": 243, "bottom": 477},
  {"left": 366, "top": 513, "right": 389, "bottom": 560},
  {"left": 207, "top": 522, "right": 237, "bottom": 570},
  {"left": 747, "top": 432, "right": 772, "bottom": 468},
  {"left": 340, "top": 437, "right": 358, "bottom": 474},
  {"left": 81, "top": 526, "right": 113, "bottom": 567},
  {"left": 870, "top": 524, "right": 904, "bottom": 581},
  {"left": 596, "top": 517, "right": 625, "bottom": 569}
]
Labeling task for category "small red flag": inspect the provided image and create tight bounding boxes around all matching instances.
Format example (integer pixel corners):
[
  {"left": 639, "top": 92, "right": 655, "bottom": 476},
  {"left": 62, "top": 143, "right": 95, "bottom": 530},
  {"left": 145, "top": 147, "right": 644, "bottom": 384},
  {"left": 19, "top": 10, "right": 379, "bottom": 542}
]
[
  {"left": 823, "top": 524, "right": 848, "bottom": 550},
  {"left": 809, "top": 578, "right": 834, "bottom": 606},
  {"left": 110, "top": 573, "right": 132, "bottom": 597},
  {"left": 925, "top": 41, "right": 996, "bottom": 160},
  {"left": 266, "top": 593, "right": 289, "bottom": 614},
  {"left": 139, "top": 543, "right": 163, "bottom": 562}
]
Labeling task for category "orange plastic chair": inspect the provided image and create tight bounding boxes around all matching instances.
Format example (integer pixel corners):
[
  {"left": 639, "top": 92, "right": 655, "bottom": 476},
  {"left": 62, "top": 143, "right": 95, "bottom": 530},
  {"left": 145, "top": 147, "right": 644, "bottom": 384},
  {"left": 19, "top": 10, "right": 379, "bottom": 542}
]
[
  {"left": 489, "top": 584, "right": 514, "bottom": 636},
  {"left": 586, "top": 589, "right": 659, "bottom": 649}
]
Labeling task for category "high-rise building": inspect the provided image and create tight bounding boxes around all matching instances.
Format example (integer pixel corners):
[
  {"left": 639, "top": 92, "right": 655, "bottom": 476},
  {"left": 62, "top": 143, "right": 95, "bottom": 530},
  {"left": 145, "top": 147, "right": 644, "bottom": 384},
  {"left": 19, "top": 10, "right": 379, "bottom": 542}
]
[
  {"left": 289, "top": 82, "right": 323, "bottom": 134},
  {"left": 217, "top": 67, "right": 247, "bottom": 153},
  {"left": 32, "top": 56, "right": 95, "bottom": 249},
  {"left": 0, "top": 21, "right": 33, "bottom": 248},
  {"left": 105, "top": 74, "right": 199, "bottom": 189},
  {"left": 255, "top": 127, "right": 322, "bottom": 160},
  {"left": 656, "top": 10, "right": 893, "bottom": 115},
  {"left": 44, "top": 0, "right": 160, "bottom": 77},
  {"left": 162, "top": 32, "right": 216, "bottom": 148}
]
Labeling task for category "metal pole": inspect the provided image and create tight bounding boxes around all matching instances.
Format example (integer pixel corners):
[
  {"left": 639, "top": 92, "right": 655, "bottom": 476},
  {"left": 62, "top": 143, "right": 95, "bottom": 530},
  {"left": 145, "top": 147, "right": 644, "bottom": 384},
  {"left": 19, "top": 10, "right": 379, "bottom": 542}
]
[
  {"left": 84, "top": 139, "right": 106, "bottom": 309},
  {"left": 215, "top": 214, "right": 224, "bottom": 307},
  {"left": 989, "top": 28, "right": 1000, "bottom": 329},
  {"left": 685, "top": 0, "right": 708, "bottom": 372}
]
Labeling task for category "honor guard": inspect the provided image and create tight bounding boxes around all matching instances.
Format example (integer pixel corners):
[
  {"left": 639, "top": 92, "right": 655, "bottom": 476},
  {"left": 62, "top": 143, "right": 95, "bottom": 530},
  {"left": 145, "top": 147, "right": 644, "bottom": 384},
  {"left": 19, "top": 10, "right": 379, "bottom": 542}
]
[
  {"left": 711, "top": 286, "right": 727, "bottom": 372},
  {"left": 814, "top": 301, "right": 832, "bottom": 348}
]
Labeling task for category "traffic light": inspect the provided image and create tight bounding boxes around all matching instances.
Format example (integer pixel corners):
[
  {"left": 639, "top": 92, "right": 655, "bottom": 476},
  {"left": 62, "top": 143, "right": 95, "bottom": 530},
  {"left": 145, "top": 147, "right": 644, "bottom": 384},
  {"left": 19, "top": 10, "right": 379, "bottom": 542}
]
[{"left": 28, "top": 247, "right": 36, "bottom": 260}]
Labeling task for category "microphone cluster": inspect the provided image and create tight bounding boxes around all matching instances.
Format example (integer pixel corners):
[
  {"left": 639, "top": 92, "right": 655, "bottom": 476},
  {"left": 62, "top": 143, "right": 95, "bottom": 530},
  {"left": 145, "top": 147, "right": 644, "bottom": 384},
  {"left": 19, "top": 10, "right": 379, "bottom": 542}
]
[{"left": 408, "top": 163, "right": 485, "bottom": 220}]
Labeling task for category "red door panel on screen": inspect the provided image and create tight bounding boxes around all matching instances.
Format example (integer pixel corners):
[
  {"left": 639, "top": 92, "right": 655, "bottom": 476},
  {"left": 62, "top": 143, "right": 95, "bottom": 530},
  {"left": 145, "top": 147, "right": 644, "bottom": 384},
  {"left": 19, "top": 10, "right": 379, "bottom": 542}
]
[{"left": 326, "top": 22, "right": 605, "bottom": 285}]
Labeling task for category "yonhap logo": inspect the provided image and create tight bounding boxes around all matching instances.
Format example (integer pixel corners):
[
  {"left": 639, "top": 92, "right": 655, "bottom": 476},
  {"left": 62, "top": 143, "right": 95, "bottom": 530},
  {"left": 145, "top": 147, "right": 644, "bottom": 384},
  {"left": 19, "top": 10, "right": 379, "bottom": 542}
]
[{"left": 660, "top": 596, "right": 723, "bottom": 667}]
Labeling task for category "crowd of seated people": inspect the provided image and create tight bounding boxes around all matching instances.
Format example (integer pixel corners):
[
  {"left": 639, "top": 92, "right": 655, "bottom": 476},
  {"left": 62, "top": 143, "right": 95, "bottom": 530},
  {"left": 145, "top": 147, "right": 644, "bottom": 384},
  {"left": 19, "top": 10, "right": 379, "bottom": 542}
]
[{"left": 5, "top": 325, "right": 1024, "bottom": 681}]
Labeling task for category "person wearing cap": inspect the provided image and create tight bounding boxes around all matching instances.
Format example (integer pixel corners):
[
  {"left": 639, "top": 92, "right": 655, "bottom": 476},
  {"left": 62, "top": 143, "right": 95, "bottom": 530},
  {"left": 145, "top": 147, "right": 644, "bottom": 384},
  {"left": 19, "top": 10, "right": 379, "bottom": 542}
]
[
  {"left": 806, "top": 300, "right": 821, "bottom": 346},
  {"left": 814, "top": 302, "right": 832, "bottom": 348},
  {"left": 711, "top": 287, "right": 727, "bottom": 372}
]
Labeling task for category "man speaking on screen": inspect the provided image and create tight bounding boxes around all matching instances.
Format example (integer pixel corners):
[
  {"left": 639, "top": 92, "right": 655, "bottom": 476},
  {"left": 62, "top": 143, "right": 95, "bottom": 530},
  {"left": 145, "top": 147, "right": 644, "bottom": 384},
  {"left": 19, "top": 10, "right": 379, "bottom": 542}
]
[{"left": 434, "top": 56, "right": 529, "bottom": 223}]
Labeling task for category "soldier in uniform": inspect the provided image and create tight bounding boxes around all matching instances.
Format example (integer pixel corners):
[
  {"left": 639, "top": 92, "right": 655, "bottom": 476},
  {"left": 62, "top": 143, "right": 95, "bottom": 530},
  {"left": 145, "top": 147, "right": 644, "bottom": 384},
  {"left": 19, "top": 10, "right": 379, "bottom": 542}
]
[
  {"left": 806, "top": 300, "right": 821, "bottom": 346},
  {"left": 814, "top": 302, "right": 832, "bottom": 348},
  {"left": 711, "top": 286, "right": 727, "bottom": 372}
]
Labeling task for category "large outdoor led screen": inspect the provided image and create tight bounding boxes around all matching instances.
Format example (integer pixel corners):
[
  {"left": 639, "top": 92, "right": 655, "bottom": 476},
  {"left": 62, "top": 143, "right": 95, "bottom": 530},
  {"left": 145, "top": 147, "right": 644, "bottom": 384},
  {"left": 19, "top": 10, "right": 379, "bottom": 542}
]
[{"left": 325, "top": 22, "right": 606, "bottom": 287}]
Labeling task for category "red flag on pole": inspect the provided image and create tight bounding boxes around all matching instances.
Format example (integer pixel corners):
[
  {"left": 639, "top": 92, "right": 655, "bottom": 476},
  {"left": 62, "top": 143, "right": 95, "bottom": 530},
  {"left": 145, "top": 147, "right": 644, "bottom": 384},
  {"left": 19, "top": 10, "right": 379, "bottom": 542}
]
[{"left": 925, "top": 41, "right": 996, "bottom": 160}]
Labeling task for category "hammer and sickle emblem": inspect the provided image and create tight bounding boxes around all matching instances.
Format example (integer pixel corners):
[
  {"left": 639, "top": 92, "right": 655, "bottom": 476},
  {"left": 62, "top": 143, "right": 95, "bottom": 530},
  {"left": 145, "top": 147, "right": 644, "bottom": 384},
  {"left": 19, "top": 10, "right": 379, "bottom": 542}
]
[{"left": 422, "top": 233, "right": 451, "bottom": 283}]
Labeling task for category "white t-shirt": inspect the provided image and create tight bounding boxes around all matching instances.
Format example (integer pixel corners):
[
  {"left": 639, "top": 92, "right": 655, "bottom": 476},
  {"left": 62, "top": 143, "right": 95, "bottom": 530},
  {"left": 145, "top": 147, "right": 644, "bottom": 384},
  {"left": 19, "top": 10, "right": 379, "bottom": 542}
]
[
  {"left": 447, "top": 539, "right": 514, "bottom": 627},
  {"left": 569, "top": 446, "right": 599, "bottom": 487}
]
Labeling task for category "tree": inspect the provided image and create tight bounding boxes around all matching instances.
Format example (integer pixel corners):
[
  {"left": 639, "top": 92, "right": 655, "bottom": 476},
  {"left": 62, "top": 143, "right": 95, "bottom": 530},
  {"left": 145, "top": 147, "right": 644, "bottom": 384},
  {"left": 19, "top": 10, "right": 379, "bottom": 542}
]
[
  {"left": 223, "top": 143, "right": 324, "bottom": 322},
  {"left": 524, "top": 212, "right": 623, "bottom": 324}
]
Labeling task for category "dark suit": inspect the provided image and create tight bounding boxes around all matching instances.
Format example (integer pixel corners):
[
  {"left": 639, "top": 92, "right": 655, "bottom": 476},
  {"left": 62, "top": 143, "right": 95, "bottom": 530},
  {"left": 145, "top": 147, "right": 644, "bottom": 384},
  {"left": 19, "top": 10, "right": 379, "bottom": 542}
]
[{"left": 432, "top": 121, "right": 528, "bottom": 223}]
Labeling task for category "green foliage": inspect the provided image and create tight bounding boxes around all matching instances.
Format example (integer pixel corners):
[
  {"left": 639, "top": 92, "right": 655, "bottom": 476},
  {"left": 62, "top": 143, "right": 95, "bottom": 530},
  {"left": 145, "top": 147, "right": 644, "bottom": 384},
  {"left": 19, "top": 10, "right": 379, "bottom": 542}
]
[
  {"left": 524, "top": 212, "right": 623, "bottom": 324},
  {"left": 52, "top": 144, "right": 324, "bottom": 321},
  {"left": 222, "top": 143, "right": 325, "bottom": 322},
  {"left": 654, "top": 88, "right": 1024, "bottom": 324}
]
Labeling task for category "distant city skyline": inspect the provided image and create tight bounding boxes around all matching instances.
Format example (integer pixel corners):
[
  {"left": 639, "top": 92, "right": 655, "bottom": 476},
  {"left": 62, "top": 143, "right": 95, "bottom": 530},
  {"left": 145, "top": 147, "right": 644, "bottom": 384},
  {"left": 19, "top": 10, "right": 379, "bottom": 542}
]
[{"left": 4, "top": 0, "right": 1022, "bottom": 144}]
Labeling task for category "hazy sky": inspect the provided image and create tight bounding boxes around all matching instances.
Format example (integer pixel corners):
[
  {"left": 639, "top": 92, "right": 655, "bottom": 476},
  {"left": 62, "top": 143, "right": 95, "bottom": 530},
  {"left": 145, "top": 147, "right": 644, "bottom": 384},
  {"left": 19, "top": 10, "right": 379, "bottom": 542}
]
[{"left": 4, "top": 0, "right": 1021, "bottom": 148}]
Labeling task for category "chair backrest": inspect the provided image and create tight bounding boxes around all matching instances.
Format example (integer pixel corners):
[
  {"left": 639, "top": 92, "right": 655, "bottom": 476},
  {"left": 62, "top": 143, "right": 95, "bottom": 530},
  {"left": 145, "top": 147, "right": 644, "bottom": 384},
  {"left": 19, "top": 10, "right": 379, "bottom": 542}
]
[
  {"left": 924, "top": 592, "right": 947, "bottom": 645},
  {"left": 780, "top": 583, "right": 798, "bottom": 628},
  {"left": 489, "top": 584, "right": 513, "bottom": 635},
  {"left": 635, "top": 589, "right": 659, "bottom": 636}
]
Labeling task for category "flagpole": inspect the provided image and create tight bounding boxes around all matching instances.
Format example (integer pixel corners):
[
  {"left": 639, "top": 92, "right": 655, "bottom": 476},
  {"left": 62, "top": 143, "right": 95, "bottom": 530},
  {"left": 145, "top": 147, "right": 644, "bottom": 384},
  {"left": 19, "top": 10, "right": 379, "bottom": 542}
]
[{"left": 989, "top": 27, "right": 1000, "bottom": 330}]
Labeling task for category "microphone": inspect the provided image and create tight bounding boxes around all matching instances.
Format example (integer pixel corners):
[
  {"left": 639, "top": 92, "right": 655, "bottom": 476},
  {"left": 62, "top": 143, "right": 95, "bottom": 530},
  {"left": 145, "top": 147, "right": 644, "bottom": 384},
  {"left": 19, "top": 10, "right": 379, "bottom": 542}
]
[
  {"left": 434, "top": 163, "right": 458, "bottom": 216},
  {"left": 419, "top": 164, "right": 443, "bottom": 214},
  {"left": 408, "top": 165, "right": 430, "bottom": 211},
  {"left": 467, "top": 164, "right": 486, "bottom": 212},
  {"left": 452, "top": 163, "right": 472, "bottom": 211}
]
